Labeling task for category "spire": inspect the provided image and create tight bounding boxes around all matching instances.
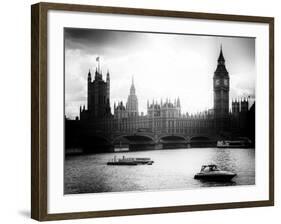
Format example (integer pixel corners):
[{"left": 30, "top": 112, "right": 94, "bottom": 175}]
[
  {"left": 106, "top": 69, "right": 110, "bottom": 101},
  {"left": 95, "top": 67, "right": 99, "bottom": 80},
  {"left": 131, "top": 76, "right": 135, "bottom": 89},
  {"left": 177, "top": 97, "right": 181, "bottom": 107},
  {"left": 88, "top": 69, "right": 91, "bottom": 82},
  {"left": 218, "top": 44, "right": 225, "bottom": 65},
  {"left": 214, "top": 44, "right": 229, "bottom": 78},
  {"left": 106, "top": 69, "right": 110, "bottom": 80},
  {"left": 130, "top": 75, "right": 136, "bottom": 95}
]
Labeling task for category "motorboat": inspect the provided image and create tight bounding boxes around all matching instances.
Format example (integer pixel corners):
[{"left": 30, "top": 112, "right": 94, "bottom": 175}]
[
  {"left": 107, "top": 156, "right": 154, "bottom": 166},
  {"left": 194, "top": 164, "right": 237, "bottom": 181}
]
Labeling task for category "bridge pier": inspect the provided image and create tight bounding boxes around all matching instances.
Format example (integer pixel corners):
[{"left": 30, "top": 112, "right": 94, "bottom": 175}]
[{"left": 129, "top": 143, "right": 163, "bottom": 151}]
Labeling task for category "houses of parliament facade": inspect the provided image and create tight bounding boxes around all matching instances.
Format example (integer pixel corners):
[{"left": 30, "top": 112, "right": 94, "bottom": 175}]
[{"left": 77, "top": 47, "right": 255, "bottom": 142}]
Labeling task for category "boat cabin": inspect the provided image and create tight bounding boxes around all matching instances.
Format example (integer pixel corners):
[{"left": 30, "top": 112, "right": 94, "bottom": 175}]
[{"left": 200, "top": 164, "right": 220, "bottom": 172}]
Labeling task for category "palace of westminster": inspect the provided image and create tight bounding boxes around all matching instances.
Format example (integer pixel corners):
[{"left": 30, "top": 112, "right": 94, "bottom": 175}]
[{"left": 74, "top": 47, "right": 255, "bottom": 141}]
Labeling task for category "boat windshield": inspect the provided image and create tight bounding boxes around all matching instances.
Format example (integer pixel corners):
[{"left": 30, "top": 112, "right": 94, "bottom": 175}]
[{"left": 201, "top": 165, "right": 220, "bottom": 172}]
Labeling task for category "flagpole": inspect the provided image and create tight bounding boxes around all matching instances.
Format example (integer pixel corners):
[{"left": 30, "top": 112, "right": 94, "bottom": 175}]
[{"left": 96, "top": 56, "right": 100, "bottom": 73}]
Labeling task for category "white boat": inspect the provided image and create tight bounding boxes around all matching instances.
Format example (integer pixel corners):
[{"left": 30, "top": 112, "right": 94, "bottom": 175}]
[
  {"left": 107, "top": 156, "right": 154, "bottom": 166},
  {"left": 217, "top": 140, "right": 250, "bottom": 148}
]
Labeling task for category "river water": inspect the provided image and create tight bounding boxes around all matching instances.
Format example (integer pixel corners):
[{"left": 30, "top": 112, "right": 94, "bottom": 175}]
[{"left": 64, "top": 148, "right": 255, "bottom": 194}]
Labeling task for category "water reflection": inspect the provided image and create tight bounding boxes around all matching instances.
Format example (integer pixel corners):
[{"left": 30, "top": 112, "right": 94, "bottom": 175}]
[{"left": 64, "top": 148, "right": 255, "bottom": 194}]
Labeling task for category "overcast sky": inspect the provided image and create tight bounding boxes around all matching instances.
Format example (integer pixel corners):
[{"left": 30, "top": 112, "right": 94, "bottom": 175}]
[{"left": 64, "top": 28, "right": 255, "bottom": 119}]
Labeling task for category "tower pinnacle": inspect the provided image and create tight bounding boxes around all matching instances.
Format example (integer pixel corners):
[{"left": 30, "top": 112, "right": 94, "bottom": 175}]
[
  {"left": 218, "top": 44, "right": 225, "bottom": 65},
  {"left": 126, "top": 76, "right": 138, "bottom": 116},
  {"left": 130, "top": 76, "right": 136, "bottom": 95},
  {"left": 106, "top": 69, "right": 110, "bottom": 80},
  {"left": 88, "top": 69, "right": 91, "bottom": 82}
]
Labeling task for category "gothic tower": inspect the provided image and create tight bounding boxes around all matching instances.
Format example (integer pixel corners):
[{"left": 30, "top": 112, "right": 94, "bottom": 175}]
[
  {"left": 213, "top": 46, "right": 230, "bottom": 133},
  {"left": 87, "top": 64, "right": 111, "bottom": 119},
  {"left": 126, "top": 77, "right": 139, "bottom": 117}
]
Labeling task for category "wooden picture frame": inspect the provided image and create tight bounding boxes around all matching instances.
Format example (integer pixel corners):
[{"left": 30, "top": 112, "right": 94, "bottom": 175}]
[{"left": 31, "top": 2, "right": 274, "bottom": 221}]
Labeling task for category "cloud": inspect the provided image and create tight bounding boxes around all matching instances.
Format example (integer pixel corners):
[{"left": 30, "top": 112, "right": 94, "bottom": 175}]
[{"left": 64, "top": 28, "right": 255, "bottom": 118}]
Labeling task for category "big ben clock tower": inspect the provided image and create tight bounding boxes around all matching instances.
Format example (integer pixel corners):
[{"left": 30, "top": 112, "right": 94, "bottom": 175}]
[{"left": 213, "top": 46, "right": 230, "bottom": 133}]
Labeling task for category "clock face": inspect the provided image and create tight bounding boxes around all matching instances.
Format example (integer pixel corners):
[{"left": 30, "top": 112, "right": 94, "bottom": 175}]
[
  {"left": 215, "top": 79, "right": 220, "bottom": 86},
  {"left": 224, "top": 79, "right": 228, "bottom": 86}
]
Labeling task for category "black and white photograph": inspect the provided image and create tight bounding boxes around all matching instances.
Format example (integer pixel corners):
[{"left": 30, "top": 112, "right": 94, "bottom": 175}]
[{"left": 64, "top": 28, "right": 256, "bottom": 195}]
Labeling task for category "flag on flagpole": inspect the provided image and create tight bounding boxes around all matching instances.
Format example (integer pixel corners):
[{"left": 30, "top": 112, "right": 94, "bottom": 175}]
[{"left": 96, "top": 56, "right": 100, "bottom": 62}]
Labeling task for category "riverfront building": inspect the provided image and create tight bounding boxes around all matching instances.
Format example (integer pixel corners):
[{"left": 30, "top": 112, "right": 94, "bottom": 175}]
[{"left": 76, "top": 47, "right": 255, "bottom": 146}]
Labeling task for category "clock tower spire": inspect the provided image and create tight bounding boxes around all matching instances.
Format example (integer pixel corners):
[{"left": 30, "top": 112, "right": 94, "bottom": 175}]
[{"left": 213, "top": 45, "right": 230, "bottom": 133}]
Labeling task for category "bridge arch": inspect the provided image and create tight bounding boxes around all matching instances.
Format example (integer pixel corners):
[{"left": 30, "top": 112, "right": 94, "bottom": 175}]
[
  {"left": 158, "top": 134, "right": 188, "bottom": 143},
  {"left": 113, "top": 134, "right": 156, "bottom": 144}
]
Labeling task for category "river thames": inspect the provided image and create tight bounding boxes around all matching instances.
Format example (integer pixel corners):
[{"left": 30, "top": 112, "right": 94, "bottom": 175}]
[{"left": 64, "top": 147, "right": 255, "bottom": 194}]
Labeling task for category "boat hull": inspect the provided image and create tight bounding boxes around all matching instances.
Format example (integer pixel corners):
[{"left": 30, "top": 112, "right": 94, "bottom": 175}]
[
  {"left": 194, "top": 173, "right": 237, "bottom": 181},
  {"left": 107, "top": 161, "right": 138, "bottom": 166}
]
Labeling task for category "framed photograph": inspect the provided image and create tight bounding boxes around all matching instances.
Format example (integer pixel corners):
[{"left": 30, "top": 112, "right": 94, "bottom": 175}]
[{"left": 31, "top": 2, "right": 274, "bottom": 221}]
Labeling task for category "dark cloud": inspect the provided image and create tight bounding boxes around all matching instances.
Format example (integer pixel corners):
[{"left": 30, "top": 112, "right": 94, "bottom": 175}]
[
  {"left": 65, "top": 28, "right": 133, "bottom": 44},
  {"left": 64, "top": 28, "right": 146, "bottom": 56}
]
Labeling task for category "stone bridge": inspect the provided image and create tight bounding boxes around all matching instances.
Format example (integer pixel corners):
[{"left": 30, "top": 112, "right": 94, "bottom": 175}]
[
  {"left": 66, "top": 120, "right": 219, "bottom": 152},
  {"left": 81, "top": 128, "right": 217, "bottom": 147}
]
